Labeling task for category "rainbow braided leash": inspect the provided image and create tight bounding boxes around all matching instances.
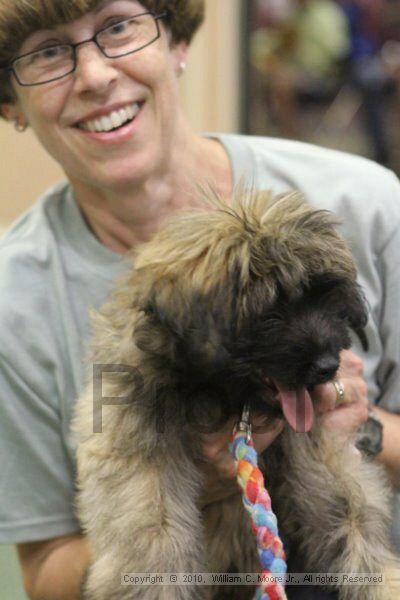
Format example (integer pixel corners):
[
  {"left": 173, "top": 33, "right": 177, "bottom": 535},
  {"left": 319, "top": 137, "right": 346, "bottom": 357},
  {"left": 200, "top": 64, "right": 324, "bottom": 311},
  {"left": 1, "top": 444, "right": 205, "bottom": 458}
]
[{"left": 229, "top": 404, "right": 288, "bottom": 600}]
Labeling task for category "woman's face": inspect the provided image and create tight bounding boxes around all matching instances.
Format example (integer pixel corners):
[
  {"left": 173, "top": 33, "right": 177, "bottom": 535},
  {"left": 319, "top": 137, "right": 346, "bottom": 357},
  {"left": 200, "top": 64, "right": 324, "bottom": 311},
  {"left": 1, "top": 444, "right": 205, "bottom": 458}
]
[{"left": 3, "top": 0, "right": 187, "bottom": 191}]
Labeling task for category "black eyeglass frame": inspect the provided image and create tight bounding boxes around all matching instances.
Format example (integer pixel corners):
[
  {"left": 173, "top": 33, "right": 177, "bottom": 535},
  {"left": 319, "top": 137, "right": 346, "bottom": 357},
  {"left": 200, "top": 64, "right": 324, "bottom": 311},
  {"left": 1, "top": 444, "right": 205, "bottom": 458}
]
[{"left": 1, "top": 11, "right": 166, "bottom": 87}]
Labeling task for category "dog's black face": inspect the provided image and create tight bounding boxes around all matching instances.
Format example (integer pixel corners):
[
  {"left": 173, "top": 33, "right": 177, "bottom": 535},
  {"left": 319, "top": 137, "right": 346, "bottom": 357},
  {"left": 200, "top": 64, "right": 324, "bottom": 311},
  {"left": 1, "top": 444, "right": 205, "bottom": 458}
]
[
  {"left": 229, "top": 273, "right": 368, "bottom": 431},
  {"left": 238, "top": 273, "right": 368, "bottom": 386},
  {"left": 137, "top": 270, "right": 368, "bottom": 434}
]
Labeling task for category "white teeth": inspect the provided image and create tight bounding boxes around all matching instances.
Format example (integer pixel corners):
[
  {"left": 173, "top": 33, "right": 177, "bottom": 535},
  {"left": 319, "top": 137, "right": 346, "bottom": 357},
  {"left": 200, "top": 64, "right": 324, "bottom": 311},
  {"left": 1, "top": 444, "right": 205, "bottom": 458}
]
[
  {"left": 119, "top": 108, "right": 128, "bottom": 123},
  {"left": 78, "top": 102, "right": 140, "bottom": 133},
  {"left": 125, "top": 105, "right": 134, "bottom": 120},
  {"left": 111, "top": 112, "right": 122, "bottom": 129},
  {"left": 100, "top": 116, "right": 112, "bottom": 131}
]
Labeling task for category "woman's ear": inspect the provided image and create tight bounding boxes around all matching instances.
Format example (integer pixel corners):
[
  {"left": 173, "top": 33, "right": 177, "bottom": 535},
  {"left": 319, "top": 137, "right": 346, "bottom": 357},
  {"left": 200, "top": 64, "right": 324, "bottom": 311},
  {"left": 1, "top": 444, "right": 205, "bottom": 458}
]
[
  {"left": 1, "top": 101, "right": 20, "bottom": 121},
  {"left": 171, "top": 42, "right": 188, "bottom": 76},
  {"left": 1, "top": 102, "right": 28, "bottom": 131}
]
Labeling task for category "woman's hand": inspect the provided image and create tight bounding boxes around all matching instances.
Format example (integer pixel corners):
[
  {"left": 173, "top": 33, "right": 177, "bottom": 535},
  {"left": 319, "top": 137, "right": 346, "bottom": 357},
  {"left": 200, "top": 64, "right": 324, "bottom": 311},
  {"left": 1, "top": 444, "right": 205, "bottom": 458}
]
[
  {"left": 199, "top": 349, "right": 368, "bottom": 503},
  {"left": 311, "top": 349, "right": 369, "bottom": 434},
  {"left": 198, "top": 416, "right": 284, "bottom": 507},
  {"left": 201, "top": 416, "right": 284, "bottom": 479}
]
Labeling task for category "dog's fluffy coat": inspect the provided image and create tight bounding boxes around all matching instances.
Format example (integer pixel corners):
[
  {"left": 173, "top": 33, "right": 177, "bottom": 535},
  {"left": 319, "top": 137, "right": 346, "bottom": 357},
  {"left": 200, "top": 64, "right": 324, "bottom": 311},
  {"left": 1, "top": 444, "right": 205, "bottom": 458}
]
[{"left": 73, "top": 191, "right": 400, "bottom": 599}]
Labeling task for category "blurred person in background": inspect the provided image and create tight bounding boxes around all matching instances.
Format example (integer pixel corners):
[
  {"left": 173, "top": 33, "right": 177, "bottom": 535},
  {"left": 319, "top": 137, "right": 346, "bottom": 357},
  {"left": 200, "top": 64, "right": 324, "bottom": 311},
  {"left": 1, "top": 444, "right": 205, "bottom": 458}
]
[
  {"left": 339, "top": 0, "right": 395, "bottom": 165},
  {"left": 0, "top": 1, "right": 399, "bottom": 599},
  {"left": 251, "top": 0, "right": 350, "bottom": 137}
]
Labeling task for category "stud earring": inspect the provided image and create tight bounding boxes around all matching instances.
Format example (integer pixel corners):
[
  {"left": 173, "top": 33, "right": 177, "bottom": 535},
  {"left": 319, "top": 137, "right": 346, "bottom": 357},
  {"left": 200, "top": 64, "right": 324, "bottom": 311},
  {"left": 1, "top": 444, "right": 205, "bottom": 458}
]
[
  {"left": 14, "top": 119, "right": 28, "bottom": 132},
  {"left": 179, "top": 61, "right": 187, "bottom": 74}
]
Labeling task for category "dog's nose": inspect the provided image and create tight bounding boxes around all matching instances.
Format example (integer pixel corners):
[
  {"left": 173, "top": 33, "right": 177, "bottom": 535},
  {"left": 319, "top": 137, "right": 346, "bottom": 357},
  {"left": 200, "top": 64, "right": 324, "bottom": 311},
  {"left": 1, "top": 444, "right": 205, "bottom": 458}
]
[{"left": 313, "top": 356, "right": 339, "bottom": 382}]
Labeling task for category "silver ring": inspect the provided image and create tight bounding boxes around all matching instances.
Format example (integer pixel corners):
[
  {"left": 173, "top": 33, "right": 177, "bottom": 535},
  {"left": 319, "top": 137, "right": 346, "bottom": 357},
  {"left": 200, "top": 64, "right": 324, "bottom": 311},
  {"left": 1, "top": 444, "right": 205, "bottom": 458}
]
[{"left": 332, "top": 378, "right": 346, "bottom": 405}]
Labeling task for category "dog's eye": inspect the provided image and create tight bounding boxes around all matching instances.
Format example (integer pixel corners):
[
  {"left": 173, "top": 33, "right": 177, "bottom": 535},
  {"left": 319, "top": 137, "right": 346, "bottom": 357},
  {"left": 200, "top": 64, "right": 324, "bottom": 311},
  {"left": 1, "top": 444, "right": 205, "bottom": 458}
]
[{"left": 141, "top": 303, "right": 153, "bottom": 315}]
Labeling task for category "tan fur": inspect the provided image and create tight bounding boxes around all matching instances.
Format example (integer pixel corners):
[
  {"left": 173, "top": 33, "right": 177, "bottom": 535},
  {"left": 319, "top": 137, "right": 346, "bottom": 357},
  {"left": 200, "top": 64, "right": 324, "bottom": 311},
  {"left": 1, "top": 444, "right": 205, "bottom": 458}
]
[{"left": 72, "top": 190, "right": 400, "bottom": 599}]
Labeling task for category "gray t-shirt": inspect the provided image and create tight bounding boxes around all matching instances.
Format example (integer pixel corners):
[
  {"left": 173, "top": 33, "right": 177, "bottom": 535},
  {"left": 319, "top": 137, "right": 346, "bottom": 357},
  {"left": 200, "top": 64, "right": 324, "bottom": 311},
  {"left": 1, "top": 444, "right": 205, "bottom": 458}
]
[{"left": 1, "top": 134, "right": 400, "bottom": 544}]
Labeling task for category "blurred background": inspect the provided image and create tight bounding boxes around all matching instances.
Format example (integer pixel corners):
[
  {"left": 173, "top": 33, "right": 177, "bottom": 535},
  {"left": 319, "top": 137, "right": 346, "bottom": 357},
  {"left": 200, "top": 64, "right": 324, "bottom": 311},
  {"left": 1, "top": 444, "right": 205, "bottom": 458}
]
[
  {"left": 244, "top": 0, "right": 400, "bottom": 169},
  {"left": 1, "top": 0, "right": 400, "bottom": 596}
]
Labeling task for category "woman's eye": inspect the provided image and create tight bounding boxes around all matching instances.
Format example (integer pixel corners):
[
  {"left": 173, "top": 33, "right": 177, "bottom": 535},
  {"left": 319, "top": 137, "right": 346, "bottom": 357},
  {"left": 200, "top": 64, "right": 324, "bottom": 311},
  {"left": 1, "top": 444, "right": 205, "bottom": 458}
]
[
  {"left": 25, "top": 45, "right": 69, "bottom": 69},
  {"left": 106, "top": 17, "right": 140, "bottom": 38},
  {"left": 32, "top": 46, "right": 63, "bottom": 62},
  {"left": 42, "top": 47, "right": 62, "bottom": 58},
  {"left": 109, "top": 21, "right": 129, "bottom": 35}
]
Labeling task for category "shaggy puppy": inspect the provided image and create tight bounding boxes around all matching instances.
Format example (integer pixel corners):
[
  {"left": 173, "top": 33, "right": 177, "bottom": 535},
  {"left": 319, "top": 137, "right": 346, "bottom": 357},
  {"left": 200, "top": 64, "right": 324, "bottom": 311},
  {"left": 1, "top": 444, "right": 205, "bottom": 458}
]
[{"left": 73, "top": 191, "right": 399, "bottom": 600}]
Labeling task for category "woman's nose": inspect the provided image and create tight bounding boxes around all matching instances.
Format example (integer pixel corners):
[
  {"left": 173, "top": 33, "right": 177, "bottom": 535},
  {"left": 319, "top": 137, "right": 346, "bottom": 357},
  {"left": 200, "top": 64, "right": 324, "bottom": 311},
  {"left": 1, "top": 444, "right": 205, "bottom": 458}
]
[{"left": 72, "top": 43, "right": 118, "bottom": 94}]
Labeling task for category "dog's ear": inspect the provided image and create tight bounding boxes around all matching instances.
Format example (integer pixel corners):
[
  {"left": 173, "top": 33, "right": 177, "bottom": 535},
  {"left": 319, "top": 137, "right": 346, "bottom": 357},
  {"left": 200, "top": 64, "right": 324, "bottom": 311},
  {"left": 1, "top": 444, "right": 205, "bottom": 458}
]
[
  {"left": 347, "top": 284, "right": 369, "bottom": 351},
  {"left": 307, "top": 273, "right": 370, "bottom": 351},
  {"left": 330, "top": 276, "right": 370, "bottom": 351},
  {"left": 135, "top": 277, "right": 234, "bottom": 379}
]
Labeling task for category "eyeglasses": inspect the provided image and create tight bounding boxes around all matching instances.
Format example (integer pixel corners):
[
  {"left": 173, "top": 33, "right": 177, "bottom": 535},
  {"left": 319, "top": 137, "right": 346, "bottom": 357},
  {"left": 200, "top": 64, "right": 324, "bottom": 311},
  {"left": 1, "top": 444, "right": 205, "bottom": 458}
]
[{"left": 3, "top": 12, "right": 166, "bottom": 87}]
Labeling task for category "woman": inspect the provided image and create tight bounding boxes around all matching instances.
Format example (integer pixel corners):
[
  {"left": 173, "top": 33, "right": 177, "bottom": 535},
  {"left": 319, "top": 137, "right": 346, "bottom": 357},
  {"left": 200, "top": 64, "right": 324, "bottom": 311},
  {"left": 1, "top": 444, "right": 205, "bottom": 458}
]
[{"left": 0, "top": 1, "right": 399, "bottom": 599}]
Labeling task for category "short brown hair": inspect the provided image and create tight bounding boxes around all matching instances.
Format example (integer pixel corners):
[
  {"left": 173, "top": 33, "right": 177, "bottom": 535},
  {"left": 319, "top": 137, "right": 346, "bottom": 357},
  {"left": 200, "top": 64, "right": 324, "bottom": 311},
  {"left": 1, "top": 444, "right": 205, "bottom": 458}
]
[{"left": 0, "top": 0, "right": 205, "bottom": 107}]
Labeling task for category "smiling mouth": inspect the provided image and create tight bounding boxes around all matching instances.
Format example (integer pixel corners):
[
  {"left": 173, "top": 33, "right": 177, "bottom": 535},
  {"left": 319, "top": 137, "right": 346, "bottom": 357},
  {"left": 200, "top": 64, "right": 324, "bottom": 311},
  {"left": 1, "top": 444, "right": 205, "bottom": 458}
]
[{"left": 76, "top": 102, "right": 141, "bottom": 133}]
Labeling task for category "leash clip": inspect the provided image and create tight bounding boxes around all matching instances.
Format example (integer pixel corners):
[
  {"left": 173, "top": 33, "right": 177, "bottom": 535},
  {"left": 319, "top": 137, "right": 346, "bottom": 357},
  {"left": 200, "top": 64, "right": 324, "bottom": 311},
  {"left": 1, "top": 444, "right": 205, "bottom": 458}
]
[{"left": 237, "top": 403, "right": 252, "bottom": 443}]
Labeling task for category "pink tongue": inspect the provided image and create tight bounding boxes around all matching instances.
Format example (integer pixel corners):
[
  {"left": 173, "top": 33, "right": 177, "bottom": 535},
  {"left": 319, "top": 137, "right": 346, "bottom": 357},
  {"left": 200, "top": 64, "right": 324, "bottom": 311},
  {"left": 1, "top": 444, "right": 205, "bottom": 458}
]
[{"left": 276, "top": 384, "right": 314, "bottom": 432}]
